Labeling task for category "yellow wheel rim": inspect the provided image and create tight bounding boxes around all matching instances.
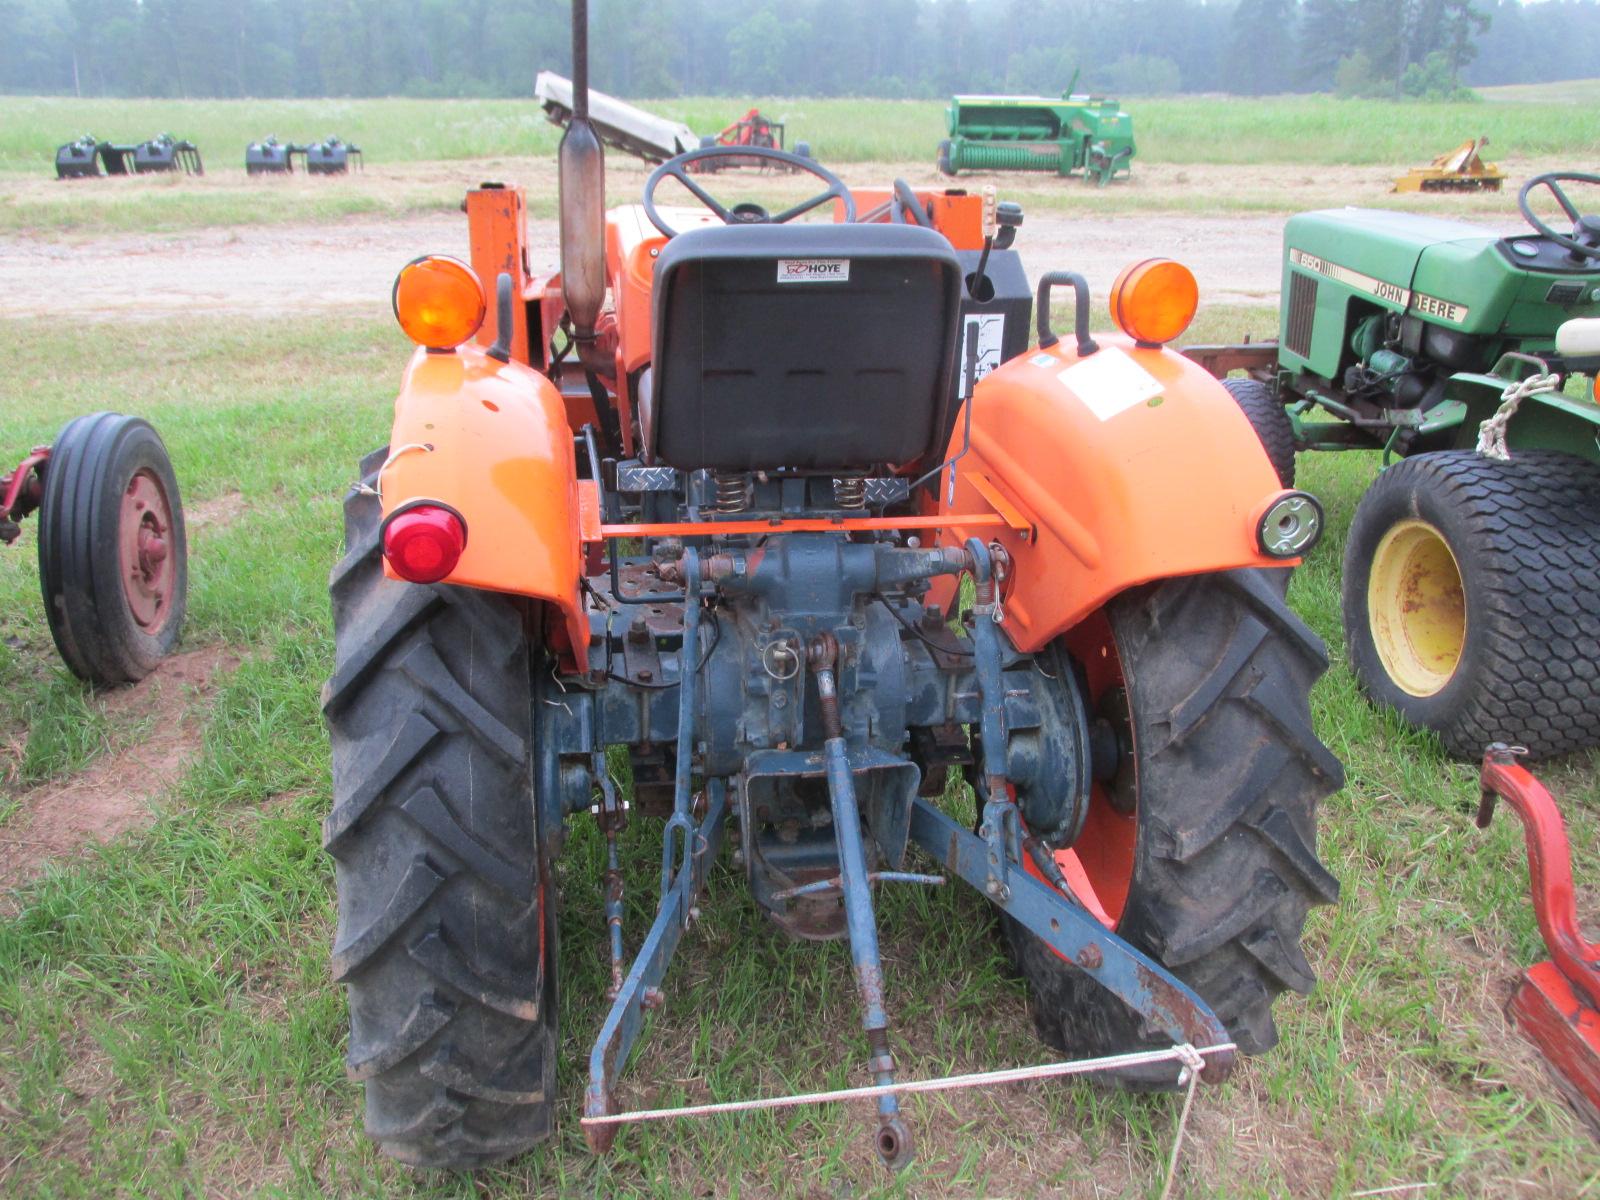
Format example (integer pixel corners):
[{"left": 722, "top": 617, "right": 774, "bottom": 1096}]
[{"left": 1367, "top": 519, "right": 1466, "bottom": 698}]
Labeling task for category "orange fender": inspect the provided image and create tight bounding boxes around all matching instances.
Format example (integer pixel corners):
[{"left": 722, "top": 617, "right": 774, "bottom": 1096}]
[
  {"left": 938, "top": 332, "right": 1293, "bottom": 651},
  {"left": 381, "top": 344, "right": 589, "bottom": 671}
]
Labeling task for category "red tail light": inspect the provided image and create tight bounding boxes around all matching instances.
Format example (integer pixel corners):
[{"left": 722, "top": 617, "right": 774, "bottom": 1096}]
[{"left": 383, "top": 505, "right": 466, "bottom": 584}]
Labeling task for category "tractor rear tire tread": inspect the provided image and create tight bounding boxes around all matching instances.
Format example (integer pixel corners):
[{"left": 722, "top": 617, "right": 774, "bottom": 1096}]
[
  {"left": 324, "top": 451, "right": 555, "bottom": 1169},
  {"left": 1006, "top": 567, "right": 1341, "bottom": 1088},
  {"left": 1342, "top": 449, "right": 1600, "bottom": 761},
  {"left": 1222, "top": 377, "right": 1296, "bottom": 488}
]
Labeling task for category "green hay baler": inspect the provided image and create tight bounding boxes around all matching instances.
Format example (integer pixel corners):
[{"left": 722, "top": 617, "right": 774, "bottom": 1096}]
[{"left": 937, "top": 88, "right": 1135, "bottom": 185}]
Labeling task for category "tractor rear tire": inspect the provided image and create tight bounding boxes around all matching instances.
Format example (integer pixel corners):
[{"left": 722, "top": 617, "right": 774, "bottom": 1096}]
[
  {"left": 38, "top": 412, "right": 187, "bottom": 686},
  {"left": 1222, "top": 378, "right": 1296, "bottom": 488},
  {"left": 1342, "top": 449, "right": 1600, "bottom": 761},
  {"left": 1005, "top": 569, "right": 1342, "bottom": 1086},
  {"left": 322, "top": 449, "right": 557, "bottom": 1169}
]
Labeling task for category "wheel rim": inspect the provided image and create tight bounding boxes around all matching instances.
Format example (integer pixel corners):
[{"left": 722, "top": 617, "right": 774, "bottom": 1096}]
[
  {"left": 1040, "top": 610, "right": 1138, "bottom": 930},
  {"left": 119, "top": 468, "right": 177, "bottom": 633},
  {"left": 1368, "top": 518, "right": 1466, "bottom": 698}
]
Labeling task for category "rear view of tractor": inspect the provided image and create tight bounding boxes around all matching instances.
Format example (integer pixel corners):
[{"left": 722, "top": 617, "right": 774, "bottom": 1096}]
[
  {"left": 937, "top": 87, "right": 1135, "bottom": 185},
  {"left": 692, "top": 108, "right": 809, "bottom": 173},
  {"left": 322, "top": 0, "right": 1340, "bottom": 1172},
  {"left": 1188, "top": 174, "right": 1600, "bottom": 760}
]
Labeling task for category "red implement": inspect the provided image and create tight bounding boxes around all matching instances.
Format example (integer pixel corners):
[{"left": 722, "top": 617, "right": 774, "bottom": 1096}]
[
  {"left": 0, "top": 446, "right": 50, "bottom": 543},
  {"left": 1477, "top": 743, "right": 1600, "bottom": 1129}
]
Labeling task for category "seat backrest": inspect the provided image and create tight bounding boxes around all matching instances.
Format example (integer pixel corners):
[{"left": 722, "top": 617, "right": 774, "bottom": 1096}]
[{"left": 644, "top": 223, "right": 962, "bottom": 474}]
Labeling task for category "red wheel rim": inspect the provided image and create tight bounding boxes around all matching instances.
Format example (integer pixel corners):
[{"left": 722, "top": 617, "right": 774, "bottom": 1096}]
[
  {"left": 119, "top": 468, "right": 177, "bottom": 634},
  {"left": 1030, "top": 610, "right": 1139, "bottom": 930}
]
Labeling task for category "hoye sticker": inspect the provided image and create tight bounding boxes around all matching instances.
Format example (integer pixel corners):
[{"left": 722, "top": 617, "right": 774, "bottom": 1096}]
[
  {"left": 959, "top": 314, "right": 1007, "bottom": 394},
  {"left": 1056, "top": 347, "right": 1163, "bottom": 421},
  {"left": 776, "top": 258, "right": 850, "bottom": 283},
  {"left": 1029, "top": 353, "right": 1056, "bottom": 368}
]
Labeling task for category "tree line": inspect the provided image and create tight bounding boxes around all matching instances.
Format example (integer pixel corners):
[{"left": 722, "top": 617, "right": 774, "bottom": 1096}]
[{"left": 2, "top": 0, "right": 1597, "bottom": 99}]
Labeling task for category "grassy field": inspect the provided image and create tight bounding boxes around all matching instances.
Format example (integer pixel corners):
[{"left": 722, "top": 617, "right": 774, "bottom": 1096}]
[
  {"left": 2, "top": 306, "right": 1599, "bottom": 1198},
  {"left": 4, "top": 89, "right": 1598, "bottom": 176}
]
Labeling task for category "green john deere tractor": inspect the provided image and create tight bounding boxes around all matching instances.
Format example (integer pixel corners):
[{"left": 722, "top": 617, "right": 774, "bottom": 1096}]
[{"left": 1188, "top": 172, "right": 1600, "bottom": 761}]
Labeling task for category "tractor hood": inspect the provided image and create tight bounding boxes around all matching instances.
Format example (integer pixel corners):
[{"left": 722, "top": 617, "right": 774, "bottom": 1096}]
[{"left": 1283, "top": 208, "right": 1600, "bottom": 354}]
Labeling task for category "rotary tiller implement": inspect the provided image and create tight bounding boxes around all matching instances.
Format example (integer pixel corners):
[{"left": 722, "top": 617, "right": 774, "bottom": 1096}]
[
  {"left": 305, "top": 136, "right": 362, "bottom": 175},
  {"left": 246, "top": 136, "right": 307, "bottom": 174},
  {"left": 55, "top": 134, "right": 202, "bottom": 178},
  {"left": 2, "top": 414, "right": 187, "bottom": 687},
  {"left": 322, "top": 0, "right": 1343, "bottom": 1171}
]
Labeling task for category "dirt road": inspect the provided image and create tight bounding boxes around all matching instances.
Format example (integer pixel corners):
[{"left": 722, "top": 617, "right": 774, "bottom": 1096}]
[
  {"left": 1, "top": 155, "right": 1532, "bottom": 320},
  {"left": 0, "top": 210, "right": 1302, "bottom": 319}
]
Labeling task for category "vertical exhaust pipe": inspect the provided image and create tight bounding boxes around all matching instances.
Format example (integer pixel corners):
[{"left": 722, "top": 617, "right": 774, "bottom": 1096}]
[{"left": 560, "top": 0, "right": 606, "bottom": 363}]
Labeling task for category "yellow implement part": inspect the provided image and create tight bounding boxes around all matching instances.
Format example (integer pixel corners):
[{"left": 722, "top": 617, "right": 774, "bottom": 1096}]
[{"left": 1394, "top": 136, "right": 1507, "bottom": 193}]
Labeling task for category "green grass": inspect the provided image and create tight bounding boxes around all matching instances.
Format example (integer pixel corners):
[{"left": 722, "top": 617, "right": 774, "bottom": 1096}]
[
  {"left": 2, "top": 309, "right": 1599, "bottom": 1196},
  {"left": 4, "top": 91, "right": 1596, "bottom": 175}
]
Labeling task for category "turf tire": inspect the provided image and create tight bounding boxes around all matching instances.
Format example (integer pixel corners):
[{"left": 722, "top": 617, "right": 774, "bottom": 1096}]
[
  {"left": 937, "top": 139, "right": 955, "bottom": 177},
  {"left": 1342, "top": 449, "right": 1600, "bottom": 761},
  {"left": 38, "top": 411, "right": 187, "bottom": 686},
  {"left": 1005, "top": 568, "right": 1343, "bottom": 1087},
  {"left": 323, "top": 448, "right": 557, "bottom": 1169},
  {"left": 1222, "top": 378, "right": 1296, "bottom": 488}
]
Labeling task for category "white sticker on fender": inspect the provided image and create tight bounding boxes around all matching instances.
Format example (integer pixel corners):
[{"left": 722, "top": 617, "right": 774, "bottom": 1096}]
[
  {"left": 1057, "top": 347, "right": 1163, "bottom": 420},
  {"left": 959, "top": 313, "right": 1007, "bottom": 395},
  {"left": 776, "top": 258, "right": 850, "bottom": 283}
]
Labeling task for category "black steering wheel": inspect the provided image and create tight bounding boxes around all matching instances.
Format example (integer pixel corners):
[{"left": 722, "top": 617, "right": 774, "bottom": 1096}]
[
  {"left": 1518, "top": 172, "right": 1600, "bottom": 261},
  {"left": 890, "top": 179, "right": 932, "bottom": 228},
  {"left": 642, "top": 145, "right": 856, "bottom": 237}
]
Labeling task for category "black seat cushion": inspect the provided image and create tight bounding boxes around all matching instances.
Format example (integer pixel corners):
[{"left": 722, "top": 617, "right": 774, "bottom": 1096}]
[{"left": 646, "top": 223, "right": 962, "bottom": 473}]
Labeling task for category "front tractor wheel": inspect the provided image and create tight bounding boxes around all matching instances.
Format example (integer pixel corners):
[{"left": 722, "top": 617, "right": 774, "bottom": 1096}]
[
  {"left": 1222, "top": 377, "right": 1296, "bottom": 488},
  {"left": 1343, "top": 450, "right": 1600, "bottom": 760},
  {"left": 322, "top": 449, "right": 557, "bottom": 1169},
  {"left": 1006, "top": 569, "right": 1343, "bottom": 1086}
]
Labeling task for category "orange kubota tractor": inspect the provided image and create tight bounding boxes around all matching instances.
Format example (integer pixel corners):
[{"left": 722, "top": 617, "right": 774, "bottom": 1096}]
[{"left": 323, "top": 1, "right": 1344, "bottom": 1170}]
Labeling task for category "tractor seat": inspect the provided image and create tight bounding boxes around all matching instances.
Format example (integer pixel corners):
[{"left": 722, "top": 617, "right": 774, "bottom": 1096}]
[{"left": 640, "top": 223, "right": 963, "bottom": 474}]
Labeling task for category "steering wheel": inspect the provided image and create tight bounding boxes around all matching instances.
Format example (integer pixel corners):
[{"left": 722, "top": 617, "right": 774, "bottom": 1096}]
[
  {"left": 890, "top": 179, "right": 932, "bottom": 228},
  {"left": 643, "top": 145, "right": 856, "bottom": 238},
  {"left": 1518, "top": 172, "right": 1600, "bottom": 261}
]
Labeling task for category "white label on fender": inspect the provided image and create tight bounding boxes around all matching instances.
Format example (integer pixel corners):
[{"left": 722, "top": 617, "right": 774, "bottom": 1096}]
[
  {"left": 960, "top": 314, "right": 1007, "bottom": 394},
  {"left": 776, "top": 258, "right": 850, "bottom": 283},
  {"left": 1057, "top": 347, "right": 1163, "bottom": 421}
]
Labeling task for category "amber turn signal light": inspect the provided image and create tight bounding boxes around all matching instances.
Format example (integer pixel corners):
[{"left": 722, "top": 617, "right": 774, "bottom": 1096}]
[
  {"left": 383, "top": 503, "right": 467, "bottom": 583},
  {"left": 1109, "top": 258, "right": 1199, "bottom": 346},
  {"left": 392, "top": 255, "right": 486, "bottom": 350}
]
